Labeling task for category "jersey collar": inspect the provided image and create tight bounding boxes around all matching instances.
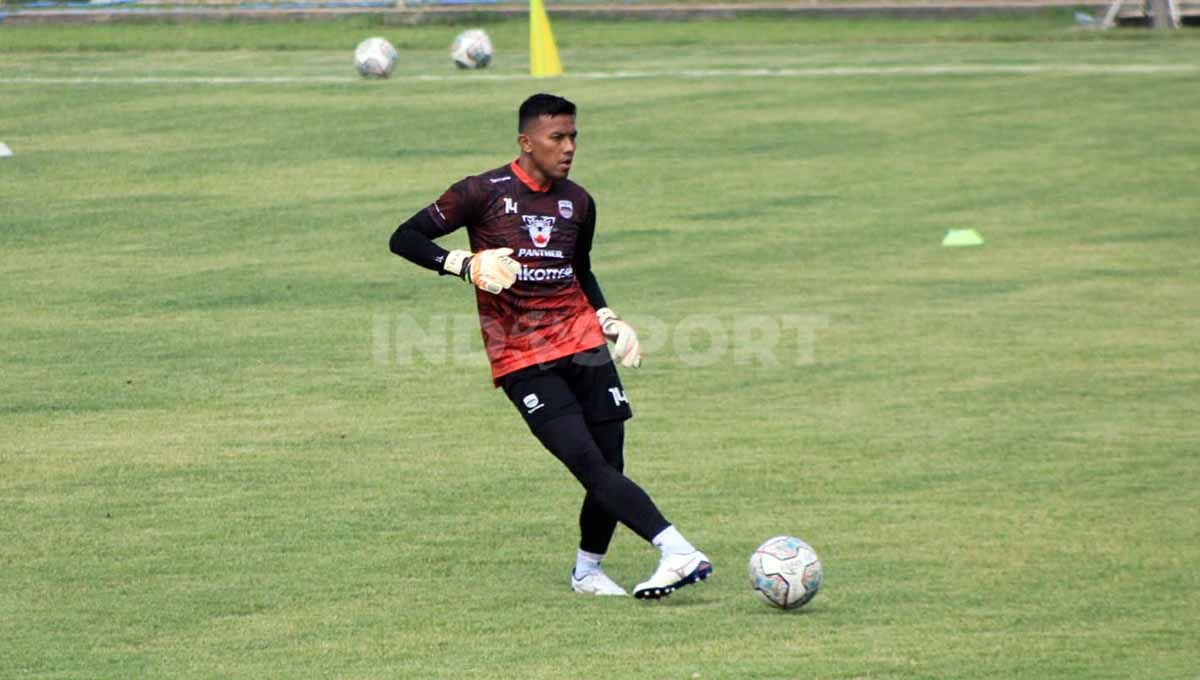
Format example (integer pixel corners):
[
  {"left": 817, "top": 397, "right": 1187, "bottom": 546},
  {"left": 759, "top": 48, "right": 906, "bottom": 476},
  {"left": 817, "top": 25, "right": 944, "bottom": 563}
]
[{"left": 510, "top": 159, "right": 552, "bottom": 193}]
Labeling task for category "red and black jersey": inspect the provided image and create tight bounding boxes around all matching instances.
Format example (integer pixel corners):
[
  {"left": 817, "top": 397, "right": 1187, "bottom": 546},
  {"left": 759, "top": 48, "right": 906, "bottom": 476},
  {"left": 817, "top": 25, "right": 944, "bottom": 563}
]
[{"left": 423, "top": 161, "right": 606, "bottom": 382}]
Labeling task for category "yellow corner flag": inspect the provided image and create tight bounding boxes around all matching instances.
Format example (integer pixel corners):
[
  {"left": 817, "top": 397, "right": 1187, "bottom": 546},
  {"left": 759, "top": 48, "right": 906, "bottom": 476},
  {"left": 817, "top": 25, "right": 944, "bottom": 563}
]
[{"left": 530, "top": 0, "right": 563, "bottom": 78}]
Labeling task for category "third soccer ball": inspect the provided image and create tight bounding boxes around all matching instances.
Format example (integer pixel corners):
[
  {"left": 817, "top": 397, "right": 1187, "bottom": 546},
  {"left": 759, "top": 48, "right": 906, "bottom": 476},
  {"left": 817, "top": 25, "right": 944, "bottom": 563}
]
[
  {"left": 748, "top": 536, "right": 823, "bottom": 610},
  {"left": 450, "top": 29, "right": 493, "bottom": 69},
  {"left": 354, "top": 37, "right": 397, "bottom": 79}
]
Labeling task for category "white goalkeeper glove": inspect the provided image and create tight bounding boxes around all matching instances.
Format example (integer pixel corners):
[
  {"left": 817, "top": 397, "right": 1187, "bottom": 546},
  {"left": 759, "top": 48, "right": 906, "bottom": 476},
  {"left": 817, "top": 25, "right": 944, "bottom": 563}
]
[
  {"left": 444, "top": 248, "right": 521, "bottom": 295},
  {"left": 596, "top": 307, "right": 642, "bottom": 369}
]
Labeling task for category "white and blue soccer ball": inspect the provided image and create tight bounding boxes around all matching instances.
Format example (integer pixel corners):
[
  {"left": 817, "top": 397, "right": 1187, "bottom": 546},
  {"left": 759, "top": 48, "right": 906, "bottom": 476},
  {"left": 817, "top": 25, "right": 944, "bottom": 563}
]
[
  {"left": 748, "top": 535, "right": 823, "bottom": 610},
  {"left": 354, "top": 37, "right": 398, "bottom": 79},
  {"left": 450, "top": 29, "right": 493, "bottom": 69}
]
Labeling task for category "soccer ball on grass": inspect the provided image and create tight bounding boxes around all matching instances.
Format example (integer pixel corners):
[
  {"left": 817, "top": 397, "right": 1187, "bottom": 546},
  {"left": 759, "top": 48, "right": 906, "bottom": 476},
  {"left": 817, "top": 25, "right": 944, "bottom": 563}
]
[
  {"left": 450, "top": 29, "right": 493, "bottom": 69},
  {"left": 354, "top": 37, "right": 398, "bottom": 79},
  {"left": 748, "top": 535, "right": 823, "bottom": 610}
]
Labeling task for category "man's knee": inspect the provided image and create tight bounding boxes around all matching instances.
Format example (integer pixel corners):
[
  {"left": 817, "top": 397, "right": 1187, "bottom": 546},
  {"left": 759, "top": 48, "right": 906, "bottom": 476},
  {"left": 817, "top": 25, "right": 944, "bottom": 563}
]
[
  {"left": 557, "top": 443, "right": 613, "bottom": 490},
  {"left": 535, "top": 414, "right": 611, "bottom": 489}
]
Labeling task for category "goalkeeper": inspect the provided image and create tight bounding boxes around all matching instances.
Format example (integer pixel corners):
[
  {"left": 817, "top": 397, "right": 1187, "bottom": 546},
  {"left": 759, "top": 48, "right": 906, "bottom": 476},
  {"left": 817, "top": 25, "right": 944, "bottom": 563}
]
[{"left": 388, "top": 93, "right": 710, "bottom": 599}]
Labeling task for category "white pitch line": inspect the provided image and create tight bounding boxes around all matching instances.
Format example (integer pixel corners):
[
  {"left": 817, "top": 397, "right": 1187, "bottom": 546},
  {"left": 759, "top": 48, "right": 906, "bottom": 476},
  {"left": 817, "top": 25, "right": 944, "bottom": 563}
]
[{"left": 0, "top": 64, "right": 1196, "bottom": 85}]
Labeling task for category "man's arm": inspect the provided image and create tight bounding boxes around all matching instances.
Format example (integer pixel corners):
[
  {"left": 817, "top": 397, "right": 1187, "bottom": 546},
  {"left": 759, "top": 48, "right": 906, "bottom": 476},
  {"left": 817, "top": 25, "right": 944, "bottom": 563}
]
[
  {"left": 389, "top": 208, "right": 456, "bottom": 275},
  {"left": 389, "top": 203, "right": 521, "bottom": 295},
  {"left": 573, "top": 197, "right": 608, "bottom": 310},
  {"left": 575, "top": 197, "right": 641, "bottom": 368}
]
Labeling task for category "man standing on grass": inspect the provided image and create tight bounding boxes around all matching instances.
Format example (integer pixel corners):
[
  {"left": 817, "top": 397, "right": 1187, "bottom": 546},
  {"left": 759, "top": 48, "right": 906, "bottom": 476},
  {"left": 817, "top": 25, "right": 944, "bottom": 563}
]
[{"left": 388, "top": 93, "right": 711, "bottom": 599}]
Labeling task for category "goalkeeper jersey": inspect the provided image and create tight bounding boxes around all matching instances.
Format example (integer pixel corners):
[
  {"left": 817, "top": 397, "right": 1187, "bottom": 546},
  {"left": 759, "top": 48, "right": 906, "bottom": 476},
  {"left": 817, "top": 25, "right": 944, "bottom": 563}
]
[{"left": 425, "top": 161, "right": 606, "bottom": 383}]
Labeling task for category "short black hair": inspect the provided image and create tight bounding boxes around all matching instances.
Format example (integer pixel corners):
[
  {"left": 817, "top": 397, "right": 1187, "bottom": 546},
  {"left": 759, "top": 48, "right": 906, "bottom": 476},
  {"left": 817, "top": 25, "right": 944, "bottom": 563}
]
[{"left": 518, "top": 93, "right": 576, "bottom": 133}]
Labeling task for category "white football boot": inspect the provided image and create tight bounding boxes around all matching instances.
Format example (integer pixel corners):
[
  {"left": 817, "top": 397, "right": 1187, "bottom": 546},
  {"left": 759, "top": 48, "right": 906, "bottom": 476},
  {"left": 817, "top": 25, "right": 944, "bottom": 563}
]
[
  {"left": 633, "top": 550, "right": 713, "bottom": 600},
  {"left": 571, "top": 569, "right": 629, "bottom": 596}
]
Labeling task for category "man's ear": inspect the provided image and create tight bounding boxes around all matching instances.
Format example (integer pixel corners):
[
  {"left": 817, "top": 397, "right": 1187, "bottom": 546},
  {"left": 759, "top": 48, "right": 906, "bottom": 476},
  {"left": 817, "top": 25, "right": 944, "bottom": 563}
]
[{"left": 518, "top": 132, "right": 532, "bottom": 154}]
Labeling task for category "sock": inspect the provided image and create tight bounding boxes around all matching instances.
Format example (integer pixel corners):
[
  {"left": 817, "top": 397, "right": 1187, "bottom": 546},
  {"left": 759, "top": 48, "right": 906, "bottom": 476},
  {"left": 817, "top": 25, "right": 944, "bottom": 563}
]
[
  {"left": 574, "top": 548, "right": 605, "bottom": 577},
  {"left": 651, "top": 525, "right": 696, "bottom": 556}
]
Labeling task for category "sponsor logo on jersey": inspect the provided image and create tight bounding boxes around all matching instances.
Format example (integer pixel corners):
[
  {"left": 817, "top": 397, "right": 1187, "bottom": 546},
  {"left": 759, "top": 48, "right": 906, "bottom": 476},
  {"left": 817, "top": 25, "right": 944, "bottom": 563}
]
[
  {"left": 558, "top": 200, "right": 574, "bottom": 220},
  {"left": 521, "top": 214, "right": 557, "bottom": 248},
  {"left": 518, "top": 248, "right": 564, "bottom": 259},
  {"left": 504, "top": 197, "right": 519, "bottom": 215},
  {"left": 518, "top": 265, "right": 574, "bottom": 282}
]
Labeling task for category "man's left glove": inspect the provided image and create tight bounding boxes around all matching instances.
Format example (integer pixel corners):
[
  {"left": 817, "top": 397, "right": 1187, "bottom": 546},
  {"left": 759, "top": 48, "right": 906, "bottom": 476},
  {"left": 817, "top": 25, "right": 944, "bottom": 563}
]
[
  {"left": 596, "top": 307, "right": 642, "bottom": 369},
  {"left": 444, "top": 248, "right": 522, "bottom": 295}
]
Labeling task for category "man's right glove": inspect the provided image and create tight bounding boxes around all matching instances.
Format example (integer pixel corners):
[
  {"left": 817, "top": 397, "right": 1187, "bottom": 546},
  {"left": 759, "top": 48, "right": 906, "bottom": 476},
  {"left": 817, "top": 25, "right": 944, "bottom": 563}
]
[
  {"left": 444, "top": 248, "right": 522, "bottom": 295},
  {"left": 596, "top": 307, "right": 642, "bottom": 369}
]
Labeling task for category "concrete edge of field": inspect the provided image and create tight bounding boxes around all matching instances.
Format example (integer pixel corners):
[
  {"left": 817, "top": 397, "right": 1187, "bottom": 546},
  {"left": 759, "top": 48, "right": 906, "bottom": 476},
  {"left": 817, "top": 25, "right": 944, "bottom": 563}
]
[{"left": 0, "top": 1, "right": 1141, "bottom": 25}]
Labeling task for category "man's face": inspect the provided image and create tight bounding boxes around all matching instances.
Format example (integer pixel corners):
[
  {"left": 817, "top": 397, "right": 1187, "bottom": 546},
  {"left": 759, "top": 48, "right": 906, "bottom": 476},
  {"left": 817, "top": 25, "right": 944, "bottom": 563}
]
[{"left": 519, "top": 114, "right": 577, "bottom": 181}]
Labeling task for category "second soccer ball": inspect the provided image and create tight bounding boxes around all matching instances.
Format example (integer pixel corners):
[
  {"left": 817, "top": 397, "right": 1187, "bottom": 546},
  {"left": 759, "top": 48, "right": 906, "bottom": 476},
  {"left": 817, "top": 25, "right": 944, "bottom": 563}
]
[
  {"left": 451, "top": 29, "right": 493, "bottom": 69},
  {"left": 354, "top": 37, "right": 398, "bottom": 79}
]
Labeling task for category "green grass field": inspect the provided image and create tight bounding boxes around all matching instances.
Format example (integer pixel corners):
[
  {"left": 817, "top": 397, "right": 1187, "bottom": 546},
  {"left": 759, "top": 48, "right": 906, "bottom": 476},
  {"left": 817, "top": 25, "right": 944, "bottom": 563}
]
[{"left": 2, "top": 15, "right": 1199, "bottom": 680}]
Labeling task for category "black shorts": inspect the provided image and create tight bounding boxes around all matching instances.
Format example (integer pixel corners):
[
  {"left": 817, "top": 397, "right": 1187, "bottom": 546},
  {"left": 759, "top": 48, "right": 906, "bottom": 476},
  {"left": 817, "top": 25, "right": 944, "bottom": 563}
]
[{"left": 500, "top": 346, "right": 633, "bottom": 432}]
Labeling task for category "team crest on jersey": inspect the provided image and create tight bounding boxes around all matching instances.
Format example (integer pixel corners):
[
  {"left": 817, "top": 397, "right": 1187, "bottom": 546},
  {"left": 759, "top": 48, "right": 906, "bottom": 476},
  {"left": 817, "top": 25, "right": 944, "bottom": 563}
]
[
  {"left": 521, "top": 214, "right": 557, "bottom": 248},
  {"left": 557, "top": 200, "right": 574, "bottom": 220}
]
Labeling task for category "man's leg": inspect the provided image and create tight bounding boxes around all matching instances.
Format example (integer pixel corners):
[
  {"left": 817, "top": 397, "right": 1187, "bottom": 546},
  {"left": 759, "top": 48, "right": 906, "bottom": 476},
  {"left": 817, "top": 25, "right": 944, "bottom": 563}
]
[
  {"left": 504, "top": 355, "right": 711, "bottom": 598},
  {"left": 577, "top": 420, "right": 624, "bottom": 557},
  {"left": 533, "top": 413, "right": 668, "bottom": 543},
  {"left": 567, "top": 349, "right": 712, "bottom": 599},
  {"left": 502, "top": 364, "right": 649, "bottom": 594},
  {"left": 558, "top": 415, "right": 711, "bottom": 599}
]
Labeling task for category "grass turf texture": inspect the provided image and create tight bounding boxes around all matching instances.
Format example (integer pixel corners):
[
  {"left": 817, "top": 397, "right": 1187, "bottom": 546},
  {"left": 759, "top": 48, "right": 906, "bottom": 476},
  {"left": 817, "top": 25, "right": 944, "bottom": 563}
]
[
  {"left": 4, "top": 13, "right": 1200, "bottom": 52},
  {"left": 2, "top": 15, "right": 1199, "bottom": 680}
]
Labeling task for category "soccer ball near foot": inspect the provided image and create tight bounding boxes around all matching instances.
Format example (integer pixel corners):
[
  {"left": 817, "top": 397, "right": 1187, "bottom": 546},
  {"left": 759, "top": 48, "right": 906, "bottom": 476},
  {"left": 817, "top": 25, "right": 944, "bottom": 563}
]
[
  {"left": 748, "top": 536, "right": 823, "bottom": 610},
  {"left": 355, "top": 37, "right": 397, "bottom": 79},
  {"left": 450, "top": 29, "right": 493, "bottom": 69}
]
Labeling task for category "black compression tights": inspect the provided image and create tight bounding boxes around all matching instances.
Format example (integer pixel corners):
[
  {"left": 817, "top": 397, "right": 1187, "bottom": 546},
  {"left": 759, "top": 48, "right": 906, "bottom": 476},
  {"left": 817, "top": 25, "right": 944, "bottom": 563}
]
[{"left": 531, "top": 414, "right": 670, "bottom": 553}]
